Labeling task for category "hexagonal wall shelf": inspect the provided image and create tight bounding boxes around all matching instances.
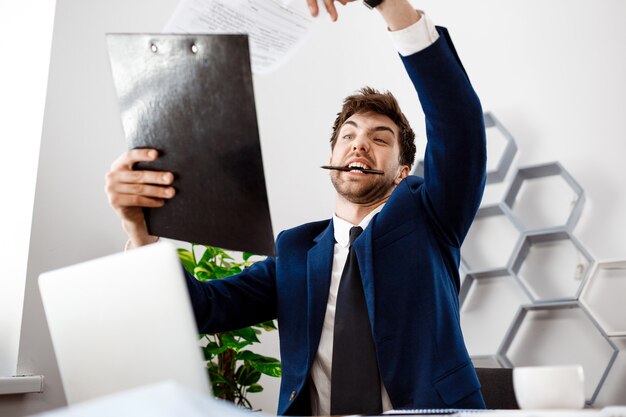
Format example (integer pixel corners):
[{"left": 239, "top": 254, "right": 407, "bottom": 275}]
[
  {"left": 471, "top": 355, "right": 505, "bottom": 369},
  {"left": 580, "top": 260, "right": 626, "bottom": 337},
  {"left": 460, "top": 269, "right": 531, "bottom": 357},
  {"left": 499, "top": 302, "right": 618, "bottom": 404},
  {"left": 483, "top": 112, "right": 517, "bottom": 184},
  {"left": 461, "top": 203, "right": 522, "bottom": 272},
  {"left": 410, "top": 113, "right": 625, "bottom": 404},
  {"left": 511, "top": 230, "right": 593, "bottom": 302},
  {"left": 592, "top": 336, "right": 626, "bottom": 407},
  {"left": 411, "top": 112, "right": 517, "bottom": 185},
  {"left": 503, "top": 162, "right": 585, "bottom": 232}
]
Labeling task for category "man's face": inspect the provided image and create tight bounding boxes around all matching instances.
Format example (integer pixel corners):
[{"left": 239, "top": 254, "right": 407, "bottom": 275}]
[{"left": 329, "top": 112, "right": 409, "bottom": 204}]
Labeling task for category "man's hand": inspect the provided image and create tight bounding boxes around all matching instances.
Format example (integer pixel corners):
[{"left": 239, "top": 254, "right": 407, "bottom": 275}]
[
  {"left": 104, "top": 149, "right": 175, "bottom": 248},
  {"left": 306, "top": 0, "right": 420, "bottom": 30},
  {"left": 306, "top": 0, "right": 354, "bottom": 22}
]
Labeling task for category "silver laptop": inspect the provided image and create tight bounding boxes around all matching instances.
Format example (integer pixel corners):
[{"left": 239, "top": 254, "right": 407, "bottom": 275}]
[{"left": 39, "top": 242, "right": 211, "bottom": 404}]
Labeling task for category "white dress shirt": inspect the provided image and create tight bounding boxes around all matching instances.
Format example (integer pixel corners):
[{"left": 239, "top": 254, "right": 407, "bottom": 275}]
[
  {"left": 309, "top": 12, "right": 439, "bottom": 415},
  {"left": 309, "top": 203, "right": 387, "bottom": 416}
]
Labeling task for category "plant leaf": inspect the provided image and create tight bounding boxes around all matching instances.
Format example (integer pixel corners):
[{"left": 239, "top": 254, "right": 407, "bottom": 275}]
[
  {"left": 221, "top": 332, "right": 252, "bottom": 351},
  {"left": 204, "top": 341, "right": 228, "bottom": 356},
  {"left": 213, "top": 265, "right": 236, "bottom": 279},
  {"left": 208, "top": 370, "right": 229, "bottom": 386},
  {"left": 226, "top": 266, "right": 243, "bottom": 276},
  {"left": 193, "top": 265, "right": 213, "bottom": 281},
  {"left": 247, "top": 384, "right": 263, "bottom": 393},
  {"left": 177, "top": 249, "right": 196, "bottom": 275},
  {"left": 209, "top": 367, "right": 237, "bottom": 392},
  {"left": 236, "top": 364, "right": 262, "bottom": 386},
  {"left": 236, "top": 351, "right": 282, "bottom": 377},
  {"left": 250, "top": 359, "right": 282, "bottom": 378},
  {"left": 253, "top": 320, "right": 277, "bottom": 331},
  {"left": 193, "top": 246, "right": 280, "bottom": 402},
  {"left": 217, "top": 248, "right": 234, "bottom": 260},
  {"left": 200, "top": 246, "right": 220, "bottom": 264},
  {"left": 236, "top": 350, "right": 262, "bottom": 361},
  {"left": 231, "top": 327, "right": 260, "bottom": 343}
]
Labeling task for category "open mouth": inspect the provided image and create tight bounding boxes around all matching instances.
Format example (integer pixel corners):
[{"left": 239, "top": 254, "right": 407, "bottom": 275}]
[
  {"left": 343, "top": 160, "right": 384, "bottom": 175},
  {"left": 346, "top": 161, "right": 370, "bottom": 171},
  {"left": 320, "top": 165, "right": 384, "bottom": 175}
]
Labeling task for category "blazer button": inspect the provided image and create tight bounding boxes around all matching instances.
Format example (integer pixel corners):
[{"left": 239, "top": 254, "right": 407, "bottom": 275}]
[{"left": 289, "top": 390, "right": 297, "bottom": 401}]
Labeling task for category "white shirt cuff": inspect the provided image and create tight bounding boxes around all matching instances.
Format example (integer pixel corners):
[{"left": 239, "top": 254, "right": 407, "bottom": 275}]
[
  {"left": 124, "top": 236, "right": 159, "bottom": 251},
  {"left": 389, "top": 10, "right": 440, "bottom": 57}
]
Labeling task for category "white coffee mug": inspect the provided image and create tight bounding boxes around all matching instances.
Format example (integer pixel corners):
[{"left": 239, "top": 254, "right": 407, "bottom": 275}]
[{"left": 513, "top": 365, "right": 586, "bottom": 409}]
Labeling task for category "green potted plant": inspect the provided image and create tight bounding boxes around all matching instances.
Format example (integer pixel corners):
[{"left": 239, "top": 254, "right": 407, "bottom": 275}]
[{"left": 178, "top": 245, "right": 281, "bottom": 409}]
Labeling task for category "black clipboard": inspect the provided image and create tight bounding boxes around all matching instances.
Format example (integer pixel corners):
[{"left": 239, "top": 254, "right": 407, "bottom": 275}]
[{"left": 106, "top": 34, "right": 275, "bottom": 256}]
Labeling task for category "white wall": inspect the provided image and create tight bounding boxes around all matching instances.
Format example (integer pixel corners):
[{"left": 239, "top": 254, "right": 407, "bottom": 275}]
[
  {"left": 1, "top": 0, "right": 625, "bottom": 416},
  {"left": 0, "top": 0, "right": 56, "bottom": 377}
]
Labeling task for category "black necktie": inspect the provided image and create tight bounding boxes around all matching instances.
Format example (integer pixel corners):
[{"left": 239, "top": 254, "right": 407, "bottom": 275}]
[{"left": 331, "top": 226, "right": 382, "bottom": 415}]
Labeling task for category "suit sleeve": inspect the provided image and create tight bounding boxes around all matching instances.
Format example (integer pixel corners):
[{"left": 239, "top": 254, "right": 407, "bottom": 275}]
[
  {"left": 401, "top": 26, "right": 487, "bottom": 248},
  {"left": 183, "top": 256, "right": 277, "bottom": 334}
]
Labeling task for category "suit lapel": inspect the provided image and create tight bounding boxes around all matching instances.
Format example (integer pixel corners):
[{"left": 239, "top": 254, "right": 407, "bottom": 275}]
[
  {"left": 306, "top": 221, "right": 335, "bottom": 367},
  {"left": 353, "top": 224, "right": 376, "bottom": 331}
]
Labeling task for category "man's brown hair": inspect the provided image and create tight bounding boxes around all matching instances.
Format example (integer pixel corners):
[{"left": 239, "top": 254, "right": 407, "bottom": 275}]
[{"left": 330, "top": 86, "right": 416, "bottom": 167}]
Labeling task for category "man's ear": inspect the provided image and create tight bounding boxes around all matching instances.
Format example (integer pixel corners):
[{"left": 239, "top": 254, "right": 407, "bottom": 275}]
[{"left": 394, "top": 165, "right": 410, "bottom": 185}]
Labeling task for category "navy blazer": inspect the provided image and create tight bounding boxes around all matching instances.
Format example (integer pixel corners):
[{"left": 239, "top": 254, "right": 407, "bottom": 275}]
[{"left": 185, "top": 27, "right": 487, "bottom": 415}]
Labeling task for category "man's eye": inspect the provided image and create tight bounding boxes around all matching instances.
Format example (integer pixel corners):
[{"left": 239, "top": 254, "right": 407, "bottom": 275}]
[
  {"left": 374, "top": 138, "right": 387, "bottom": 144},
  {"left": 343, "top": 134, "right": 353, "bottom": 140}
]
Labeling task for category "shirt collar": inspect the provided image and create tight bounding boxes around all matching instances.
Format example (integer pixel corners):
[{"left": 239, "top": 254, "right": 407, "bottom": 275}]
[{"left": 333, "top": 203, "right": 386, "bottom": 248}]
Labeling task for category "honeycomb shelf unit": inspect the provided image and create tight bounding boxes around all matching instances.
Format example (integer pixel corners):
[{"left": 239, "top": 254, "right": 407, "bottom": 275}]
[
  {"left": 497, "top": 301, "right": 618, "bottom": 405},
  {"left": 510, "top": 230, "right": 594, "bottom": 302},
  {"left": 460, "top": 268, "right": 531, "bottom": 358},
  {"left": 503, "top": 162, "right": 585, "bottom": 233},
  {"left": 580, "top": 259, "right": 626, "bottom": 337},
  {"left": 412, "top": 111, "right": 624, "bottom": 405},
  {"left": 460, "top": 203, "right": 522, "bottom": 272}
]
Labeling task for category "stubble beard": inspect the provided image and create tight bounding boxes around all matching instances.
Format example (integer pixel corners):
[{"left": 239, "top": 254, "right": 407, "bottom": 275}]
[{"left": 330, "top": 171, "right": 396, "bottom": 205}]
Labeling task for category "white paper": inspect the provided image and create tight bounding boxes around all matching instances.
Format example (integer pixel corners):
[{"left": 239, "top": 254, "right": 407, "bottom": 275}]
[{"left": 163, "top": 0, "right": 314, "bottom": 74}]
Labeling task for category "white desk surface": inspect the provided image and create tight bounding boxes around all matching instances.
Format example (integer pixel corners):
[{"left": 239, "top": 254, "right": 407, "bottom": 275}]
[
  {"left": 27, "top": 381, "right": 626, "bottom": 417},
  {"left": 383, "top": 408, "right": 626, "bottom": 417}
]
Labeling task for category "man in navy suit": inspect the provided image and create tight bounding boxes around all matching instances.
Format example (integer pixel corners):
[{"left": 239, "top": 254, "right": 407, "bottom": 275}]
[{"left": 106, "top": 0, "right": 487, "bottom": 414}]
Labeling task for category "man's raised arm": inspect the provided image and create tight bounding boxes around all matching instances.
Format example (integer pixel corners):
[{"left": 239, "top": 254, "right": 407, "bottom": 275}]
[{"left": 306, "top": 0, "right": 421, "bottom": 30}]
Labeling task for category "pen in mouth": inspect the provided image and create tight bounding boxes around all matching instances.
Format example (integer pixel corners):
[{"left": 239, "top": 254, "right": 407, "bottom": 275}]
[{"left": 321, "top": 165, "right": 384, "bottom": 175}]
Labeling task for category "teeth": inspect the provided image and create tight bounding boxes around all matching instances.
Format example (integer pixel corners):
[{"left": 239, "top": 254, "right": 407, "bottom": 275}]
[{"left": 348, "top": 162, "right": 369, "bottom": 170}]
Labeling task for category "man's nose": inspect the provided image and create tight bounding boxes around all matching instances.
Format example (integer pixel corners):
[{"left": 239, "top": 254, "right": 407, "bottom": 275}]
[{"left": 352, "top": 135, "right": 369, "bottom": 152}]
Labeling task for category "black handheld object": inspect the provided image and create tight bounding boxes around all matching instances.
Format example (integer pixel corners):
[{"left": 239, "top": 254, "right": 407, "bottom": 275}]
[
  {"left": 321, "top": 165, "right": 384, "bottom": 175},
  {"left": 107, "top": 34, "right": 275, "bottom": 256}
]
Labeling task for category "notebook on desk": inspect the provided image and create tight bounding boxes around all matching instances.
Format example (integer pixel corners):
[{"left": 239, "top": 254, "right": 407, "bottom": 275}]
[
  {"left": 385, "top": 409, "right": 490, "bottom": 415},
  {"left": 385, "top": 409, "right": 619, "bottom": 416},
  {"left": 39, "top": 242, "right": 211, "bottom": 404},
  {"left": 435, "top": 410, "right": 607, "bottom": 417}
]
